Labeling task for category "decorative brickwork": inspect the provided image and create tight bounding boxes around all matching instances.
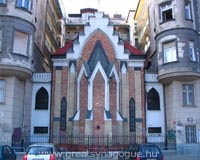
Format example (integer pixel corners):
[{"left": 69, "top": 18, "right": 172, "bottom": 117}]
[
  {"left": 78, "top": 30, "right": 116, "bottom": 72},
  {"left": 79, "top": 75, "right": 88, "bottom": 134},
  {"left": 92, "top": 71, "right": 105, "bottom": 135},
  {"left": 110, "top": 75, "right": 117, "bottom": 134},
  {"left": 51, "top": 14, "right": 146, "bottom": 142}
]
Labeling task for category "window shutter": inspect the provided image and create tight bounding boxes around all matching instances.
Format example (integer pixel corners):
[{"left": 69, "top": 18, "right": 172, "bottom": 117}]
[{"left": 13, "top": 30, "right": 28, "bottom": 55}]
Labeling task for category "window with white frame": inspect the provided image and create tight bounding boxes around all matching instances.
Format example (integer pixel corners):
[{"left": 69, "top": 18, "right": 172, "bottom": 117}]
[
  {"left": 0, "top": 80, "right": 5, "bottom": 103},
  {"left": 160, "top": 2, "right": 173, "bottom": 22},
  {"left": 0, "top": 0, "right": 6, "bottom": 4},
  {"left": 189, "top": 41, "right": 196, "bottom": 61},
  {"left": 185, "top": 1, "right": 192, "bottom": 20},
  {"left": 185, "top": 125, "right": 197, "bottom": 143},
  {"left": 182, "top": 84, "right": 195, "bottom": 106},
  {"left": 16, "top": 0, "right": 32, "bottom": 11},
  {"left": 13, "top": 30, "right": 28, "bottom": 56},
  {"left": 0, "top": 27, "right": 2, "bottom": 52},
  {"left": 163, "top": 41, "right": 177, "bottom": 63}
]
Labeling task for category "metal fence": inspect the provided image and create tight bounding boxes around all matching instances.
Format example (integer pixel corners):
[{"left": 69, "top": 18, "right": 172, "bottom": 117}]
[{"left": 10, "top": 134, "right": 176, "bottom": 152}]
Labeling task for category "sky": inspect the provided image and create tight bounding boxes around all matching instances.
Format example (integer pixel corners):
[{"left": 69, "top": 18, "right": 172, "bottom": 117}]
[{"left": 59, "top": 0, "right": 139, "bottom": 18}]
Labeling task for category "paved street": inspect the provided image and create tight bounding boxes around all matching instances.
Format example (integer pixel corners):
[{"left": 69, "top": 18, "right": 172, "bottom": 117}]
[
  {"left": 16, "top": 151, "right": 200, "bottom": 160},
  {"left": 163, "top": 151, "right": 200, "bottom": 160}
]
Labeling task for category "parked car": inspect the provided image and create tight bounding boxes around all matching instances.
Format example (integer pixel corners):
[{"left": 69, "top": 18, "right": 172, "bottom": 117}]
[
  {"left": 22, "top": 143, "right": 63, "bottom": 160},
  {"left": 0, "top": 145, "right": 17, "bottom": 160},
  {"left": 118, "top": 143, "right": 164, "bottom": 160}
]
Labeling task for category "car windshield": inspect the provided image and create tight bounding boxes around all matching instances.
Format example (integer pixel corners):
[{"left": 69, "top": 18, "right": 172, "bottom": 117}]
[{"left": 27, "top": 146, "right": 53, "bottom": 155}]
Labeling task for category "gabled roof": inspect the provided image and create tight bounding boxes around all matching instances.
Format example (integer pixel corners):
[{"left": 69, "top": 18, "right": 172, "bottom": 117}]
[
  {"left": 53, "top": 40, "right": 73, "bottom": 56},
  {"left": 81, "top": 40, "right": 114, "bottom": 78},
  {"left": 53, "top": 37, "right": 78, "bottom": 56},
  {"left": 124, "top": 41, "right": 144, "bottom": 55}
]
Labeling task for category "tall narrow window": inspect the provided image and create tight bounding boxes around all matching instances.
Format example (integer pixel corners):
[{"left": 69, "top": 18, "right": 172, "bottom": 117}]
[
  {"left": 182, "top": 84, "right": 195, "bottom": 106},
  {"left": 13, "top": 30, "right": 28, "bottom": 56},
  {"left": 0, "top": 80, "right": 5, "bottom": 103},
  {"left": 160, "top": 2, "right": 173, "bottom": 22},
  {"left": 16, "top": 0, "right": 32, "bottom": 11},
  {"left": 147, "top": 88, "right": 160, "bottom": 110},
  {"left": 185, "top": 125, "right": 197, "bottom": 143},
  {"left": 0, "top": 27, "right": 2, "bottom": 52},
  {"left": 129, "top": 98, "right": 135, "bottom": 132},
  {"left": 185, "top": 1, "right": 192, "bottom": 20},
  {"left": 35, "top": 87, "right": 49, "bottom": 110},
  {"left": 163, "top": 41, "right": 177, "bottom": 63},
  {"left": 60, "top": 97, "right": 67, "bottom": 131},
  {"left": 189, "top": 41, "right": 196, "bottom": 61}
]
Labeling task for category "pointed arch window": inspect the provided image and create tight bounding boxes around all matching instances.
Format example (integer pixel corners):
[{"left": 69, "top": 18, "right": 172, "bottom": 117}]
[
  {"left": 147, "top": 88, "right": 160, "bottom": 110},
  {"left": 129, "top": 98, "right": 136, "bottom": 132},
  {"left": 60, "top": 97, "right": 67, "bottom": 131},
  {"left": 35, "top": 87, "right": 48, "bottom": 110}
]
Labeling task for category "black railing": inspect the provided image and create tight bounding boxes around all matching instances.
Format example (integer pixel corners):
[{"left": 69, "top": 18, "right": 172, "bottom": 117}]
[{"left": 12, "top": 134, "right": 176, "bottom": 152}]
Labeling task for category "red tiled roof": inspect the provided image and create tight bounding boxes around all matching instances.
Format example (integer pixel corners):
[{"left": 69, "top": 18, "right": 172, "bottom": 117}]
[
  {"left": 53, "top": 39, "right": 74, "bottom": 55},
  {"left": 124, "top": 41, "right": 143, "bottom": 55}
]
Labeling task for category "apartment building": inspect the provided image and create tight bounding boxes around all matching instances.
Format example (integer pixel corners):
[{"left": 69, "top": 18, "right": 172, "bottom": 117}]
[
  {"left": 134, "top": 0, "right": 200, "bottom": 148},
  {"left": 0, "top": 0, "right": 63, "bottom": 145}
]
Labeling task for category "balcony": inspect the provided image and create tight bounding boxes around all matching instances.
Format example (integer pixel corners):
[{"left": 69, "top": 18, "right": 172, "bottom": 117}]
[
  {"left": 145, "top": 74, "right": 158, "bottom": 82},
  {"left": 0, "top": 58, "right": 32, "bottom": 80},
  {"left": 32, "top": 73, "right": 51, "bottom": 83},
  {"left": 158, "top": 67, "right": 200, "bottom": 84}
]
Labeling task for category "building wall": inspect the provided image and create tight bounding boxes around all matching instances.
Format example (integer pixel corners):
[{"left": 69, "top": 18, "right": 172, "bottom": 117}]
[
  {"left": 31, "top": 73, "right": 51, "bottom": 141},
  {"left": 51, "top": 12, "right": 145, "bottom": 140},
  {"left": 0, "top": 0, "right": 36, "bottom": 145},
  {"left": 33, "top": 0, "right": 48, "bottom": 72},
  {"left": 0, "top": 0, "right": 36, "bottom": 23},
  {"left": 165, "top": 80, "right": 200, "bottom": 143},
  {"left": 145, "top": 0, "right": 200, "bottom": 145},
  {"left": 32, "top": 0, "right": 63, "bottom": 72},
  {"left": 0, "top": 77, "right": 32, "bottom": 145},
  {"left": 145, "top": 74, "right": 165, "bottom": 143},
  {"left": 0, "top": 16, "right": 35, "bottom": 72},
  {"left": 0, "top": 0, "right": 63, "bottom": 145}
]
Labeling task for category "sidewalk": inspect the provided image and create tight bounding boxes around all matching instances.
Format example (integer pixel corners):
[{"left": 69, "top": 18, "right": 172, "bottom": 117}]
[{"left": 163, "top": 150, "right": 200, "bottom": 160}]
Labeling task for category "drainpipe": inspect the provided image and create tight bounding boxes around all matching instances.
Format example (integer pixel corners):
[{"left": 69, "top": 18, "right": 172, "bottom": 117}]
[
  {"left": 21, "top": 79, "right": 26, "bottom": 149},
  {"left": 163, "top": 84, "right": 168, "bottom": 149}
]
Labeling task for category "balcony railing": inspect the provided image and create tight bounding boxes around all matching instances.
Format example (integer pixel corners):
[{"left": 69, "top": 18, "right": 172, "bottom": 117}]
[
  {"left": 145, "top": 74, "right": 158, "bottom": 82},
  {"left": 32, "top": 73, "right": 51, "bottom": 83}
]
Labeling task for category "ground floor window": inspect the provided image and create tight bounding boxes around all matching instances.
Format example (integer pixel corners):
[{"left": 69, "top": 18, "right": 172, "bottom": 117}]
[
  {"left": 148, "top": 127, "right": 162, "bottom": 134},
  {"left": 185, "top": 125, "right": 197, "bottom": 143},
  {"left": 34, "top": 127, "right": 48, "bottom": 134}
]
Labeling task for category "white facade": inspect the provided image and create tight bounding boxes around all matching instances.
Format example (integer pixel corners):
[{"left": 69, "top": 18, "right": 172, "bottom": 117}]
[
  {"left": 145, "top": 74, "right": 165, "bottom": 142},
  {"left": 65, "top": 12, "right": 128, "bottom": 61},
  {"left": 31, "top": 73, "right": 51, "bottom": 142}
]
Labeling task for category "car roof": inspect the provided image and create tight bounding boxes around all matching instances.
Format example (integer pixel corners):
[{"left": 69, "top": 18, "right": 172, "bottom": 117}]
[
  {"left": 129, "top": 143, "right": 161, "bottom": 148},
  {"left": 28, "top": 143, "right": 56, "bottom": 147}
]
